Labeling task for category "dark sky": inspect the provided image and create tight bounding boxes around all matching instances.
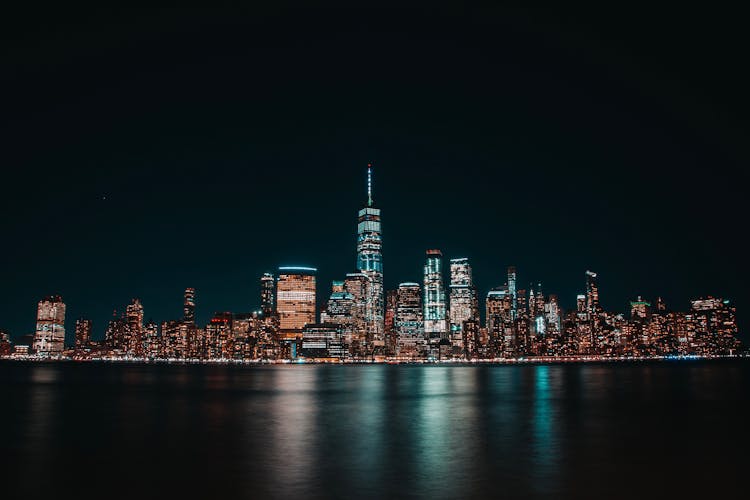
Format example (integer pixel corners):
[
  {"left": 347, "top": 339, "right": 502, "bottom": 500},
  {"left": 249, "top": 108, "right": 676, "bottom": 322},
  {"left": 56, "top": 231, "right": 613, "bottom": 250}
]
[{"left": 1, "top": 4, "right": 747, "bottom": 343}]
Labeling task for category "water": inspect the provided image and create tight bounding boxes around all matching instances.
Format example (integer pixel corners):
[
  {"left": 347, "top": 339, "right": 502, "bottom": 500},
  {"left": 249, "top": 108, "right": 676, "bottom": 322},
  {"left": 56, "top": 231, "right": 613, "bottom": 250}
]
[{"left": 1, "top": 360, "right": 748, "bottom": 499}]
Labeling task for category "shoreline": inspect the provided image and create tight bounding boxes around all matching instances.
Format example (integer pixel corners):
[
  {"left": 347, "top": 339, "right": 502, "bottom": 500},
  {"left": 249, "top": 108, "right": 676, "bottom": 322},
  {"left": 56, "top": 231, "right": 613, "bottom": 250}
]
[{"left": 2, "top": 354, "right": 748, "bottom": 366}]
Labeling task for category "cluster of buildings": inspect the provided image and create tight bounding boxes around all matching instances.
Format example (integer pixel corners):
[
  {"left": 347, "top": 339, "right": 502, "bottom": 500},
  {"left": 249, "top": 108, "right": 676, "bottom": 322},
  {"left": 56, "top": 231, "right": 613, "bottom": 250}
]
[{"left": 1, "top": 165, "right": 741, "bottom": 362}]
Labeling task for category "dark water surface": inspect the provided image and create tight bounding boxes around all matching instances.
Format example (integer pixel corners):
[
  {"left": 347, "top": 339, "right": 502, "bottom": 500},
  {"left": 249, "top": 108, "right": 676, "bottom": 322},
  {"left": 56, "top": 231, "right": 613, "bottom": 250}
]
[{"left": 1, "top": 360, "right": 748, "bottom": 499}]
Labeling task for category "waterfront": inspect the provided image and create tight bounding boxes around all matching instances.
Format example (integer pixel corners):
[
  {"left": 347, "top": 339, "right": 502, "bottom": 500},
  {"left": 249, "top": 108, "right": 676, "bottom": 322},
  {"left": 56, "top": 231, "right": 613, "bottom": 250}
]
[{"left": 1, "top": 360, "right": 748, "bottom": 499}]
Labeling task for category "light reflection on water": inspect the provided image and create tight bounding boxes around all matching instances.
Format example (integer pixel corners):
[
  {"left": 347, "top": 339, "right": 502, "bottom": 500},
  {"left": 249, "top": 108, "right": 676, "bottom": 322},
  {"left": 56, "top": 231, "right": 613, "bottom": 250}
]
[{"left": 2, "top": 361, "right": 748, "bottom": 499}]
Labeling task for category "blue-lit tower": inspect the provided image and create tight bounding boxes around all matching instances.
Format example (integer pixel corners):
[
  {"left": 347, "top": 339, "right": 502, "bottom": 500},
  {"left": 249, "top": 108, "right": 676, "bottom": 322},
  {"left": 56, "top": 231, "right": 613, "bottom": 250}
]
[
  {"left": 356, "top": 163, "right": 385, "bottom": 346},
  {"left": 424, "top": 249, "right": 447, "bottom": 343}
]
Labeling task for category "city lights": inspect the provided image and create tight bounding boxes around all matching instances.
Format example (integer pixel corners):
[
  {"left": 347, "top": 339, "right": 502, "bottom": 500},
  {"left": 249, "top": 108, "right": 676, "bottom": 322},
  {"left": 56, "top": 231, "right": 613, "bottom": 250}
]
[{"left": 1, "top": 164, "right": 742, "bottom": 363}]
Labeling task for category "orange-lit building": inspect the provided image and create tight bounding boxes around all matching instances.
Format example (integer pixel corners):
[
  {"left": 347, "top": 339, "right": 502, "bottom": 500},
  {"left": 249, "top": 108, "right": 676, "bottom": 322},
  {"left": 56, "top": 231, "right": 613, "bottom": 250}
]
[{"left": 277, "top": 267, "right": 317, "bottom": 340}]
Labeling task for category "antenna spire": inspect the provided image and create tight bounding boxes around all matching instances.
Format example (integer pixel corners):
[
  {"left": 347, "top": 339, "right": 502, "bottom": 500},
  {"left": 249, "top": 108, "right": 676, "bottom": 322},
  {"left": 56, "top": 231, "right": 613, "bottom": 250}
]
[{"left": 367, "top": 162, "right": 373, "bottom": 207}]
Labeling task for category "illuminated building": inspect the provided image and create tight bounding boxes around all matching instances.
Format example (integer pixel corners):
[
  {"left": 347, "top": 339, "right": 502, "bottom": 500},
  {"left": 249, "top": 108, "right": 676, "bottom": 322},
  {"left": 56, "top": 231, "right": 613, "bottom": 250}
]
[
  {"left": 231, "top": 313, "right": 255, "bottom": 360},
  {"left": 125, "top": 298, "right": 144, "bottom": 356},
  {"left": 507, "top": 266, "right": 517, "bottom": 320},
  {"left": 74, "top": 318, "right": 92, "bottom": 349},
  {"left": 515, "top": 289, "right": 530, "bottom": 353},
  {"left": 260, "top": 273, "right": 275, "bottom": 316},
  {"left": 277, "top": 267, "right": 317, "bottom": 339},
  {"left": 423, "top": 249, "right": 447, "bottom": 343},
  {"left": 689, "top": 297, "right": 739, "bottom": 355},
  {"left": 448, "top": 258, "right": 479, "bottom": 352},
  {"left": 161, "top": 321, "right": 184, "bottom": 358},
  {"left": 143, "top": 320, "right": 160, "bottom": 358},
  {"left": 630, "top": 296, "right": 650, "bottom": 320},
  {"left": 32, "top": 295, "right": 66, "bottom": 354},
  {"left": 356, "top": 163, "right": 385, "bottom": 348},
  {"left": 206, "top": 312, "right": 233, "bottom": 359},
  {"left": 543, "top": 294, "right": 562, "bottom": 354},
  {"left": 463, "top": 319, "right": 481, "bottom": 359},
  {"left": 183, "top": 288, "right": 196, "bottom": 323},
  {"left": 105, "top": 314, "right": 127, "bottom": 351},
  {"left": 395, "top": 282, "right": 424, "bottom": 356},
  {"left": 486, "top": 288, "right": 512, "bottom": 357},
  {"left": 585, "top": 270, "right": 599, "bottom": 314},
  {"left": 0, "top": 330, "right": 12, "bottom": 356},
  {"left": 528, "top": 283, "right": 547, "bottom": 354},
  {"left": 577, "top": 294, "right": 586, "bottom": 314},
  {"left": 14, "top": 345, "right": 30, "bottom": 356},
  {"left": 384, "top": 289, "right": 398, "bottom": 355},
  {"left": 301, "top": 323, "right": 346, "bottom": 359},
  {"left": 344, "top": 272, "right": 370, "bottom": 350},
  {"left": 320, "top": 282, "right": 356, "bottom": 346}
]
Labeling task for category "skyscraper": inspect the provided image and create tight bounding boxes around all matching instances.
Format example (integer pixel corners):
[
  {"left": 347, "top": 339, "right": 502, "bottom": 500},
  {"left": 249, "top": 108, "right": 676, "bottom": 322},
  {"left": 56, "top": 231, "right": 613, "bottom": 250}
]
[
  {"left": 260, "top": 273, "right": 275, "bottom": 316},
  {"left": 585, "top": 271, "right": 599, "bottom": 314},
  {"left": 449, "top": 258, "right": 479, "bottom": 351},
  {"left": 395, "top": 282, "right": 424, "bottom": 356},
  {"left": 143, "top": 320, "right": 160, "bottom": 358},
  {"left": 424, "top": 249, "right": 447, "bottom": 343},
  {"left": 74, "top": 318, "right": 92, "bottom": 349},
  {"left": 183, "top": 288, "right": 196, "bottom": 324},
  {"left": 507, "top": 266, "right": 518, "bottom": 320},
  {"left": 125, "top": 298, "right": 144, "bottom": 356},
  {"left": 277, "top": 266, "right": 317, "bottom": 339},
  {"left": 384, "top": 289, "right": 398, "bottom": 355},
  {"left": 356, "top": 163, "right": 385, "bottom": 348},
  {"left": 32, "top": 295, "right": 66, "bottom": 354},
  {"left": 344, "top": 271, "right": 371, "bottom": 351},
  {"left": 321, "top": 281, "right": 356, "bottom": 346},
  {"left": 486, "top": 289, "right": 510, "bottom": 357}
]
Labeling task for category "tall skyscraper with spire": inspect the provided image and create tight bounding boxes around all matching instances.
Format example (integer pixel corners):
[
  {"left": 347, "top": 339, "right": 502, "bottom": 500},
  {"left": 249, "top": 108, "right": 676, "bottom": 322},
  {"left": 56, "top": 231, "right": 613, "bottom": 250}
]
[{"left": 356, "top": 162, "right": 384, "bottom": 347}]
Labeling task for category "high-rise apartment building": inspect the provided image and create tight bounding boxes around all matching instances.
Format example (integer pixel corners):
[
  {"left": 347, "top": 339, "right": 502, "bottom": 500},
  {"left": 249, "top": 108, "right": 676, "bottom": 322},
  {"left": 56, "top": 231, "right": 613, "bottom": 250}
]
[
  {"left": 74, "top": 318, "right": 92, "bottom": 349},
  {"left": 33, "top": 295, "right": 66, "bottom": 354},
  {"left": 125, "top": 298, "right": 144, "bottom": 356}
]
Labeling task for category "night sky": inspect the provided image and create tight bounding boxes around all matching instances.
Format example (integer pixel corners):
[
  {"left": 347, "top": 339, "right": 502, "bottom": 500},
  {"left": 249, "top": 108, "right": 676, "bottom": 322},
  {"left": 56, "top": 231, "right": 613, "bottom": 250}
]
[{"left": 2, "top": 5, "right": 747, "bottom": 343}]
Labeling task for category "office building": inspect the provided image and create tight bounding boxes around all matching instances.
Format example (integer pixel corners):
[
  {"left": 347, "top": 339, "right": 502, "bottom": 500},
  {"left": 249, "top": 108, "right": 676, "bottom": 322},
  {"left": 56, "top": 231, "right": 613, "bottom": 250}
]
[{"left": 32, "top": 295, "right": 66, "bottom": 354}]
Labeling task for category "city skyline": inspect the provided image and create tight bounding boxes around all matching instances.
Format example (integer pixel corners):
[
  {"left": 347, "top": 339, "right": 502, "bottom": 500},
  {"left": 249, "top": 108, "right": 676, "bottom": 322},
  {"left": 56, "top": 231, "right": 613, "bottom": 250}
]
[
  {"left": 2, "top": 165, "right": 741, "bottom": 360},
  {"left": 3, "top": 7, "right": 748, "bottom": 500},
  {"left": 0, "top": 161, "right": 744, "bottom": 350},
  {"left": 2, "top": 6, "right": 746, "bottom": 345}
]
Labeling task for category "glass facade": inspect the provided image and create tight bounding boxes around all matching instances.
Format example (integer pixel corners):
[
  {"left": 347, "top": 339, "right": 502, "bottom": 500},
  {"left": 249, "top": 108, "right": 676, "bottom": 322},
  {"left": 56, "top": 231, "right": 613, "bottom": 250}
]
[
  {"left": 355, "top": 164, "right": 384, "bottom": 346},
  {"left": 277, "top": 267, "right": 317, "bottom": 337},
  {"left": 449, "top": 257, "right": 479, "bottom": 350},
  {"left": 423, "top": 249, "right": 447, "bottom": 340}
]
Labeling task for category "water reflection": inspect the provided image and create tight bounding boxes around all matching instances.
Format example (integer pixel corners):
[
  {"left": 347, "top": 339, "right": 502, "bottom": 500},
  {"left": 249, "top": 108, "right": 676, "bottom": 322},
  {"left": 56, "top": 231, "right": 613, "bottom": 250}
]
[
  {"left": 2, "top": 361, "right": 749, "bottom": 500},
  {"left": 265, "top": 367, "right": 318, "bottom": 498},
  {"left": 530, "top": 365, "right": 559, "bottom": 495},
  {"left": 22, "top": 366, "right": 59, "bottom": 495}
]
